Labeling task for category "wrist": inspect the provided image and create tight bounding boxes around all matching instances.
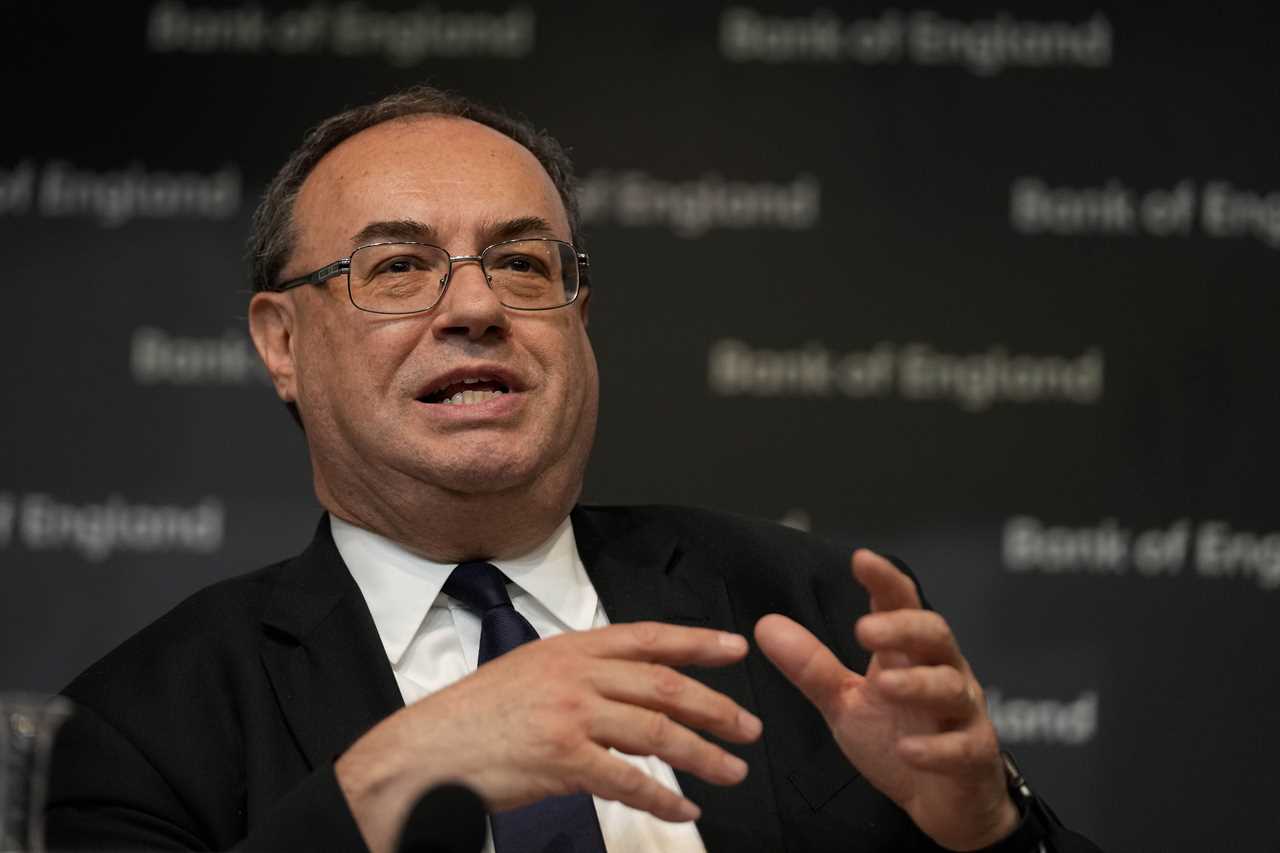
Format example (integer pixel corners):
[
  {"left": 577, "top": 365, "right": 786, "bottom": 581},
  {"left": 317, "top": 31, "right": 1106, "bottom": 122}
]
[
  {"left": 335, "top": 712, "right": 435, "bottom": 853},
  {"left": 946, "top": 791, "right": 1021, "bottom": 851},
  {"left": 989, "top": 794, "right": 1022, "bottom": 842},
  {"left": 975, "top": 794, "right": 1022, "bottom": 848},
  {"left": 955, "top": 750, "right": 1059, "bottom": 853}
]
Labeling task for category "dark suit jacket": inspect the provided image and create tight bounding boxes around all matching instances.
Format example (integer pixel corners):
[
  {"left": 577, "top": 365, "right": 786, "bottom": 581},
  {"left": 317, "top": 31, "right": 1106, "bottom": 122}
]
[{"left": 47, "top": 505, "right": 1097, "bottom": 852}]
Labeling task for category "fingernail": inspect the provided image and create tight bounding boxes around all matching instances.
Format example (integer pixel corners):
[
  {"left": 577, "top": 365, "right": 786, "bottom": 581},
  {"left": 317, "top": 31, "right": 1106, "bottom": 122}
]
[
  {"left": 722, "top": 753, "right": 748, "bottom": 780},
  {"left": 678, "top": 799, "right": 701, "bottom": 821},
  {"left": 738, "top": 710, "right": 762, "bottom": 737},
  {"left": 719, "top": 633, "right": 748, "bottom": 653}
]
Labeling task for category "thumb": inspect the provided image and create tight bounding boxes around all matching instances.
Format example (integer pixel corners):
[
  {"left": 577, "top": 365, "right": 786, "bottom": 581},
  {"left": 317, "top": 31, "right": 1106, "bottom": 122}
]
[{"left": 755, "top": 614, "right": 860, "bottom": 720}]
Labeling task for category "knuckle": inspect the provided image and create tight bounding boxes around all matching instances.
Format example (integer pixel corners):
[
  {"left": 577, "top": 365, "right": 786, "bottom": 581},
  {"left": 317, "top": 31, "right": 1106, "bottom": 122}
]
[
  {"left": 630, "top": 621, "right": 662, "bottom": 648},
  {"left": 943, "top": 670, "right": 968, "bottom": 701},
  {"left": 924, "top": 613, "right": 951, "bottom": 643},
  {"left": 540, "top": 718, "right": 582, "bottom": 754},
  {"left": 649, "top": 664, "right": 684, "bottom": 699},
  {"left": 552, "top": 691, "right": 587, "bottom": 719},
  {"left": 644, "top": 710, "right": 673, "bottom": 749},
  {"left": 614, "top": 762, "right": 648, "bottom": 797},
  {"left": 962, "top": 731, "right": 994, "bottom": 765},
  {"left": 885, "top": 671, "right": 916, "bottom": 697},
  {"left": 568, "top": 747, "right": 609, "bottom": 787},
  {"left": 714, "top": 698, "right": 739, "bottom": 730}
]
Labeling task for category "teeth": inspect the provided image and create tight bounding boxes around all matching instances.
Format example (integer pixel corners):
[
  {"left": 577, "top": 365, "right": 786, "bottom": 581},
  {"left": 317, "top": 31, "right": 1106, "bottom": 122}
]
[{"left": 440, "top": 388, "right": 506, "bottom": 405}]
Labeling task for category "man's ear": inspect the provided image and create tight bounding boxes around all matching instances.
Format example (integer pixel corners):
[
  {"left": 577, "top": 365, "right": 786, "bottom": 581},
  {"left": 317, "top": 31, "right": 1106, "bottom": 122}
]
[
  {"left": 577, "top": 287, "right": 591, "bottom": 328},
  {"left": 248, "top": 291, "right": 299, "bottom": 403}
]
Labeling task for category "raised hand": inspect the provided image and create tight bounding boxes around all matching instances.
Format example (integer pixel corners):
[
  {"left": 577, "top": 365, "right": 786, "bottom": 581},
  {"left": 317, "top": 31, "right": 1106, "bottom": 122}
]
[
  {"left": 754, "top": 549, "right": 1017, "bottom": 852},
  {"left": 336, "top": 621, "right": 762, "bottom": 853}
]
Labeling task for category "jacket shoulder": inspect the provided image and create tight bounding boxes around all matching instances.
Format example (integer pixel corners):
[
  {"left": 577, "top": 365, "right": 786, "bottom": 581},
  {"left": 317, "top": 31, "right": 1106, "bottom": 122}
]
[
  {"left": 576, "top": 503, "right": 855, "bottom": 582},
  {"left": 62, "top": 557, "right": 291, "bottom": 706}
]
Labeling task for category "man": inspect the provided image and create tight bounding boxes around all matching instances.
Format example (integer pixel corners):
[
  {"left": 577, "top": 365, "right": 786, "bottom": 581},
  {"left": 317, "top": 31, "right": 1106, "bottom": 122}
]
[{"left": 48, "top": 86, "right": 1100, "bottom": 853}]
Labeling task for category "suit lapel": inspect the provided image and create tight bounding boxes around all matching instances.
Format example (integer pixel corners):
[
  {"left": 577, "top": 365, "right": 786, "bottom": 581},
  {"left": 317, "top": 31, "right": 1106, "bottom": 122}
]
[
  {"left": 259, "top": 517, "right": 405, "bottom": 768},
  {"left": 572, "top": 508, "right": 785, "bottom": 852}
]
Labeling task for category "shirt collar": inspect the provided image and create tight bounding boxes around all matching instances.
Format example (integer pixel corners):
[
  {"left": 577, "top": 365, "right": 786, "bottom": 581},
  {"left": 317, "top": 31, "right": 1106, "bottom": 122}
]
[
  {"left": 493, "top": 515, "right": 597, "bottom": 635},
  {"left": 331, "top": 513, "right": 594, "bottom": 666}
]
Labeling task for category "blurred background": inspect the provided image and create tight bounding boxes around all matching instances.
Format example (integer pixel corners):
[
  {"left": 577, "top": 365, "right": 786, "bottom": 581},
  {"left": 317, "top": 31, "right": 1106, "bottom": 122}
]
[{"left": 2, "top": 2, "right": 1277, "bottom": 849}]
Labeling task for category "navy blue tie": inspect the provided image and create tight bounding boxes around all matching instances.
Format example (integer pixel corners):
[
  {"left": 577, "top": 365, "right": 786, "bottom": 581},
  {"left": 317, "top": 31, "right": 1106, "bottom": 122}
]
[{"left": 443, "top": 561, "right": 608, "bottom": 853}]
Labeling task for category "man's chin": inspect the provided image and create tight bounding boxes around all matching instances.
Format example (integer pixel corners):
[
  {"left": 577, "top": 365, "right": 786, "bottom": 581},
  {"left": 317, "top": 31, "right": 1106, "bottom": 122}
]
[{"left": 416, "top": 452, "right": 542, "bottom": 496}]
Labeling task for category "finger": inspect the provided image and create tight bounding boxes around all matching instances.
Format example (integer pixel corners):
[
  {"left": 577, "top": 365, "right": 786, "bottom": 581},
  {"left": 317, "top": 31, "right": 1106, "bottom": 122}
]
[
  {"left": 591, "top": 660, "right": 763, "bottom": 744},
  {"left": 873, "top": 665, "right": 979, "bottom": 722},
  {"left": 852, "top": 549, "right": 921, "bottom": 612},
  {"left": 579, "top": 622, "right": 749, "bottom": 667},
  {"left": 856, "top": 610, "right": 965, "bottom": 668},
  {"left": 754, "top": 614, "right": 861, "bottom": 720},
  {"left": 574, "top": 744, "right": 703, "bottom": 823},
  {"left": 588, "top": 702, "right": 749, "bottom": 788},
  {"left": 897, "top": 726, "right": 1001, "bottom": 775}
]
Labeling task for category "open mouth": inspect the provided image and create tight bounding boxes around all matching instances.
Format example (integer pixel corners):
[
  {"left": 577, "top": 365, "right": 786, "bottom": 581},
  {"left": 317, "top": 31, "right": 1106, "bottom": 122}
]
[{"left": 418, "top": 376, "right": 512, "bottom": 406}]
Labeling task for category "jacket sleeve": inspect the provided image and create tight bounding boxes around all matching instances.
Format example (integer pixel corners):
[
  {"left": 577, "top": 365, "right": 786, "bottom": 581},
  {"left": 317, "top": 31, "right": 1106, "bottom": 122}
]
[{"left": 46, "top": 700, "right": 370, "bottom": 852}]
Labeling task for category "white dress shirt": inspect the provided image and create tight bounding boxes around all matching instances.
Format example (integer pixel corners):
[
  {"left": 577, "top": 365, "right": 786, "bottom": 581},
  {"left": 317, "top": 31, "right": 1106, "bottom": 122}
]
[{"left": 332, "top": 514, "right": 707, "bottom": 853}]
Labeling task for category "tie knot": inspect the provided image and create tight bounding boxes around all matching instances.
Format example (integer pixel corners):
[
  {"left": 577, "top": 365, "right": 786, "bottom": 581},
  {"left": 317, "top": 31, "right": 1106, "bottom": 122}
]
[{"left": 443, "top": 561, "right": 513, "bottom": 614}]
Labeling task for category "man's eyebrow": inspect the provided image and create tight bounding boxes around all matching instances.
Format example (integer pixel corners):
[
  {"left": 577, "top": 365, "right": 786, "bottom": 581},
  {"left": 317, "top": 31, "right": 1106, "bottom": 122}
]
[
  {"left": 351, "top": 219, "right": 438, "bottom": 246},
  {"left": 481, "top": 216, "right": 559, "bottom": 243},
  {"left": 349, "top": 216, "right": 561, "bottom": 252}
]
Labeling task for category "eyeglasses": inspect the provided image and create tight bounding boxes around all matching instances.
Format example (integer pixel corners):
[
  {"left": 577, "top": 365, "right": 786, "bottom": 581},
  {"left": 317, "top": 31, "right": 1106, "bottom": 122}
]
[{"left": 269, "top": 238, "right": 591, "bottom": 314}]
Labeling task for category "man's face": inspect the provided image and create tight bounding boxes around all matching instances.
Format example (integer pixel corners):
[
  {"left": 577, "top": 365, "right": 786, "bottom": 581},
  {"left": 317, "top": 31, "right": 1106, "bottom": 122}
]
[{"left": 259, "top": 116, "right": 598, "bottom": 503}]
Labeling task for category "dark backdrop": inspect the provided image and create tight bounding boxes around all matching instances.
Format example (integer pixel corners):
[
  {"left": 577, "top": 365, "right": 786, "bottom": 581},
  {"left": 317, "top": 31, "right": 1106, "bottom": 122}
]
[{"left": 3, "top": 3, "right": 1278, "bottom": 850}]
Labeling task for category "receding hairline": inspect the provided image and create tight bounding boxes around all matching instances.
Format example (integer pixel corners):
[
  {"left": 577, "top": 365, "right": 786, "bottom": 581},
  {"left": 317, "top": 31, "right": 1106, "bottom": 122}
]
[
  {"left": 305, "top": 113, "right": 561, "bottom": 187},
  {"left": 289, "top": 114, "right": 573, "bottom": 249}
]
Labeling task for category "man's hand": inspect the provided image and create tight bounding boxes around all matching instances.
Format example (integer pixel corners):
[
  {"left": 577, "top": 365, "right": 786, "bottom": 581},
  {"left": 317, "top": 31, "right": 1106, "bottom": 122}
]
[
  {"left": 754, "top": 550, "right": 1018, "bottom": 852},
  {"left": 336, "top": 622, "right": 762, "bottom": 853}
]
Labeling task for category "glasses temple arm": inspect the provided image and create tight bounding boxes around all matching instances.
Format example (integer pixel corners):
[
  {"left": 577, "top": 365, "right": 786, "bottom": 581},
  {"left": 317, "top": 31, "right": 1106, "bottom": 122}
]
[{"left": 272, "top": 259, "right": 351, "bottom": 292}]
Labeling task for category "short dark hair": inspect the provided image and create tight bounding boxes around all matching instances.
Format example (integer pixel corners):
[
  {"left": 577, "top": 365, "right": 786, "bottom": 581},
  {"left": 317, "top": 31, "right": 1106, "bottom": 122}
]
[{"left": 247, "top": 84, "right": 581, "bottom": 293}]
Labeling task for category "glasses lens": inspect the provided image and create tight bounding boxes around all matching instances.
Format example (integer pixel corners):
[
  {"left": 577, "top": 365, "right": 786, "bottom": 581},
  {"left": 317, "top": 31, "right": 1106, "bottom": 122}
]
[
  {"left": 349, "top": 243, "right": 450, "bottom": 313},
  {"left": 483, "top": 240, "right": 579, "bottom": 309}
]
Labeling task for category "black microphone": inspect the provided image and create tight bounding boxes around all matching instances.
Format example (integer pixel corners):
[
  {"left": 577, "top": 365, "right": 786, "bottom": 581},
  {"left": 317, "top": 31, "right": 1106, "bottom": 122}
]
[{"left": 395, "top": 783, "right": 487, "bottom": 853}]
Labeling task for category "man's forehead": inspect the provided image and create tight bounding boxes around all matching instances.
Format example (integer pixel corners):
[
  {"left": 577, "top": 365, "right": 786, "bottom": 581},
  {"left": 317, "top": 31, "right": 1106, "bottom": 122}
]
[{"left": 295, "top": 115, "right": 569, "bottom": 246}]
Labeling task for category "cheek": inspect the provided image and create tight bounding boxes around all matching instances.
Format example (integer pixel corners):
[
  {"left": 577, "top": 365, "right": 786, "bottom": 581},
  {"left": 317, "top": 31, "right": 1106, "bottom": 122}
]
[
  {"left": 296, "top": 314, "right": 410, "bottom": 412},
  {"left": 567, "top": 332, "right": 600, "bottom": 423},
  {"left": 580, "top": 337, "right": 599, "bottom": 399},
  {"left": 532, "top": 324, "right": 597, "bottom": 429}
]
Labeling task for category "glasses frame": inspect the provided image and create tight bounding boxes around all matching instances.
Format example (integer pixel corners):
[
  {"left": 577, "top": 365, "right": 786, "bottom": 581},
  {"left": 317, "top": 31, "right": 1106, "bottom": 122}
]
[{"left": 269, "top": 238, "right": 592, "bottom": 314}]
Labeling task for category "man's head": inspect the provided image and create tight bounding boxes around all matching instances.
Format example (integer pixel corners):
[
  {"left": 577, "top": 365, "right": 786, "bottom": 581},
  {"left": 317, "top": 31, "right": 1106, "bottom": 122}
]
[{"left": 247, "top": 86, "right": 598, "bottom": 560}]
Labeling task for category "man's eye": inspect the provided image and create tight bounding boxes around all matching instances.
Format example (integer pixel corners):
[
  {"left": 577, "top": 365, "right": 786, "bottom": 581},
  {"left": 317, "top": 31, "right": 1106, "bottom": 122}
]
[
  {"left": 379, "top": 257, "right": 420, "bottom": 275},
  {"left": 496, "top": 255, "right": 543, "bottom": 275}
]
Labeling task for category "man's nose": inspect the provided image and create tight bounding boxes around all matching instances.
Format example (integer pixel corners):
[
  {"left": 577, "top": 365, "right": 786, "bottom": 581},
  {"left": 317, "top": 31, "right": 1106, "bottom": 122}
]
[{"left": 430, "top": 258, "right": 511, "bottom": 341}]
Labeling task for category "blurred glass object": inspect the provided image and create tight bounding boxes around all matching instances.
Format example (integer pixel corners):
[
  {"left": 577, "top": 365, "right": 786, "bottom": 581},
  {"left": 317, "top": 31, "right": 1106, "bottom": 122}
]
[{"left": 1, "top": 694, "right": 71, "bottom": 853}]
